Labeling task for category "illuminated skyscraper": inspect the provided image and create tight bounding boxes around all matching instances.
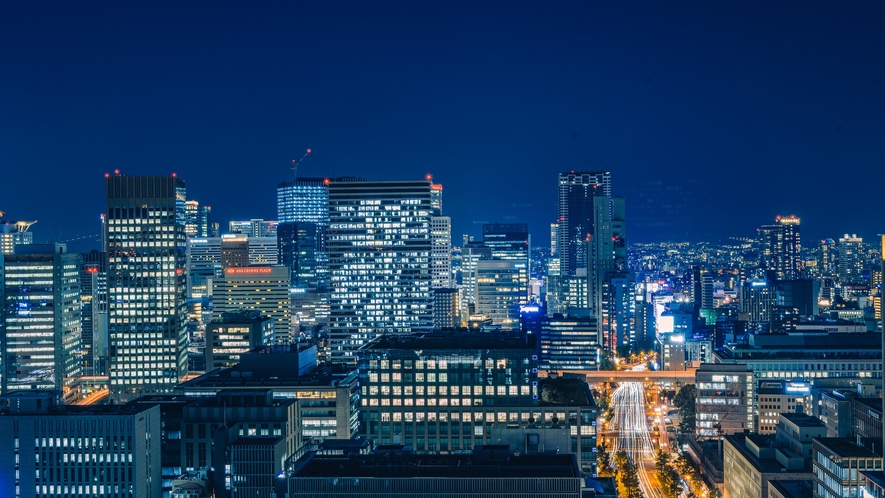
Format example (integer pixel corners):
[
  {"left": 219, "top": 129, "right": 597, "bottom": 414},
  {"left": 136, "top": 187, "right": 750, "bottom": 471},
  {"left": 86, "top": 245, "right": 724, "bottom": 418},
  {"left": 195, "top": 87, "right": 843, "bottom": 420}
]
[
  {"left": 229, "top": 219, "right": 278, "bottom": 237},
  {"left": 105, "top": 175, "right": 188, "bottom": 402},
  {"left": 184, "top": 200, "right": 213, "bottom": 237},
  {"left": 0, "top": 215, "right": 36, "bottom": 255},
  {"left": 212, "top": 266, "right": 290, "bottom": 343},
  {"left": 1, "top": 244, "right": 82, "bottom": 402},
  {"left": 557, "top": 171, "right": 611, "bottom": 278},
  {"left": 431, "top": 216, "right": 452, "bottom": 288},
  {"left": 758, "top": 215, "right": 801, "bottom": 280},
  {"left": 589, "top": 195, "right": 632, "bottom": 350},
  {"left": 837, "top": 234, "right": 865, "bottom": 285},
  {"left": 327, "top": 179, "right": 433, "bottom": 364},
  {"left": 277, "top": 177, "right": 330, "bottom": 225},
  {"left": 430, "top": 182, "right": 443, "bottom": 215},
  {"left": 79, "top": 250, "right": 108, "bottom": 376}
]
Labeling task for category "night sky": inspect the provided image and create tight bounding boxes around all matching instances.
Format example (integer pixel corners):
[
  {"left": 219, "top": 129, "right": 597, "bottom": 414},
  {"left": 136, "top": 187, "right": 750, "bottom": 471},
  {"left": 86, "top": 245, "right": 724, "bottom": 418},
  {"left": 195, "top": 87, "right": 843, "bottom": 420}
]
[{"left": 2, "top": 2, "right": 883, "bottom": 249}]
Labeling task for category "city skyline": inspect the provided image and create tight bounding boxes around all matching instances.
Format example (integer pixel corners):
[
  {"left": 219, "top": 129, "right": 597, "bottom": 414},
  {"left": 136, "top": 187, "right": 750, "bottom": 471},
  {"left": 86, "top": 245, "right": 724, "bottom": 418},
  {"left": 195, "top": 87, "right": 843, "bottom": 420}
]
[{"left": 2, "top": 2, "right": 884, "bottom": 246}]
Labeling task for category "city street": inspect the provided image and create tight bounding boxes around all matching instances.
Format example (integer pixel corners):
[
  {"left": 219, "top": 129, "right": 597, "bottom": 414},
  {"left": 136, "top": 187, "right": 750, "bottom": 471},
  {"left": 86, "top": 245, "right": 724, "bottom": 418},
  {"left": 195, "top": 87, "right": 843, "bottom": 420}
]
[{"left": 609, "top": 381, "right": 663, "bottom": 498}]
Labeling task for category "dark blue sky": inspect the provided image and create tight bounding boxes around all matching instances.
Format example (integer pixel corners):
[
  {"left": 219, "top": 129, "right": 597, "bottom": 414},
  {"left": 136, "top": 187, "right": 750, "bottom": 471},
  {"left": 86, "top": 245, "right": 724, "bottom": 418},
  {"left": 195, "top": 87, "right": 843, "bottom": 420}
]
[{"left": 2, "top": 2, "right": 883, "bottom": 248}]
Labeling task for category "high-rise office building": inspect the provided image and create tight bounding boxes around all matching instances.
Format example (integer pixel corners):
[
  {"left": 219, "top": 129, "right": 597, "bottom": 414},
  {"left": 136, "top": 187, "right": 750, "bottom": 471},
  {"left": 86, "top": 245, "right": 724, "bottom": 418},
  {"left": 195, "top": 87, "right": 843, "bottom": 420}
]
[
  {"left": 758, "top": 215, "right": 801, "bottom": 280},
  {"left": 79, "top": 250, "right": 108, "bottom": 376},
  {"left": 105, "top": 175, "right": 188, "bottom": 403},
  {"left": 277, "top": 177, "right": 331, "bottom": 225},
  {"left": 740, "top": 279, "right": 776, "bottom": 324},
  {"left": 212, "top": 266, "right": 291, "bottom": 343},
  {"left": 430, "top": 182, "right": 443, "bottom": 215},
  {"left": 539, "top": 312, "right": 599, "bottom": 370},
  {"left": 1, "top": 244, "right": 82, "bottom": 402},
  {"left": 820, "top": 238, "right": 837, "bottom": 275},
  {"left": 460, "top": 224, "right": 530, "bottom": 329},
  {"left": 278, "top": 222, "right": 329, "bottom": 336},
  {"left": 186, "top": 237, "right": 221, "bottom": 298},
  {"left": 246, "top": 236, "right": 279, "bottom": 265},
  {"left": 589, "top": 195, "right": 630, "bottom": 350},
  {"left": 184, "top": 199, "right": 212, "bottom": 237},
  {"left": 278, "top": 222, "right": 324, "bottom": 290},
  {"left": 431, "top": 216, "right": 452, "bottom": 288},
  {"left": 557, "top": 171, "right": 611, "bottom": 278},
  {"left": 599, "top": 270, "right": 636, "bottom": 351},
  {"left": 228, "top": 219, "right": 278, "bottom": 237},
  {"left": 838, "top": 234, "right": 865, "bottom": 285},
  {"left": 221, "top": 235, "right": 250, "bottom": 268},
  {"left": 550, "top": 222, "right": 559, "bottom": 257},
  {"left": 0, "top": 216, "right": 36, "bottom": 255},
  {"left": 475, "top": 259, "right": 527, "bottom": 329},
  {"left": 205, "top": 310, "right": 275, "bottom": 370},
  {"left": 327, "top": 179, "right": 433, "bottom": 364}
]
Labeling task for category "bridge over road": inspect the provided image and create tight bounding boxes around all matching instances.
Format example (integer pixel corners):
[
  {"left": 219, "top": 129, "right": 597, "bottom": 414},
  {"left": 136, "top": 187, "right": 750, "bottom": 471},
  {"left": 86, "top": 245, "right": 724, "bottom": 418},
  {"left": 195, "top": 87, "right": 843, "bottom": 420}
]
[{"left": 539, "top": 368, "right": 697, "bottom": 383}]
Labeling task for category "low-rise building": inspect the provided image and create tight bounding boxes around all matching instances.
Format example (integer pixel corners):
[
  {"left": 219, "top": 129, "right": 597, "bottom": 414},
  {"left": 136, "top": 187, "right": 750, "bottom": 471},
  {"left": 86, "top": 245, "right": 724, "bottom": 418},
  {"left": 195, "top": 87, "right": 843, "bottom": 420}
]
[
  {"left": 696, "top": 363, "right": 754, "bottom": 439},
  {"left": 723, "top": 413, "right": 825, "bottom": 498},
  {"left": 205, "top": 311, "right": 274, "bottom": 370},
  {"left": 0, "top": 391, "right": 162, "bottom": 498},
  {"left": 229, "top": 437, "right": 287, "bottom": 498},
  {"left": 539, "top": 312, "right": 599, "bottom": 371},
  {"left": 757, "top": 380, "right": 812, "bottom": 434},
  {"left": 177, "top": 346, "right": 358, "bottom": 443},
  {"left": 280, "top": 445, "right": 583, "bottom": 498},
  {"left": 812, "top": 438, "right": 883, "bottom": 498},
  {"left": 358, "top": 331, "right": 598, "bottom": 474}
]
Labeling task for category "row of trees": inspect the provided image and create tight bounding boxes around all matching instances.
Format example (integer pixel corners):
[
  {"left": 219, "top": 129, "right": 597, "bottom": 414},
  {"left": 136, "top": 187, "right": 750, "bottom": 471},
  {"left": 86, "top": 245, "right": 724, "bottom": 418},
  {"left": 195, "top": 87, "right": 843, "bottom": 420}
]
[
  {"left": 613, "top": 451, "right": 644, "bottom": 498},
  {"left": 672, "top": 384, "right": 696, "bottom": 433},
  {"left": 654, "top": 450, "right": 683, "bottom": 498}
]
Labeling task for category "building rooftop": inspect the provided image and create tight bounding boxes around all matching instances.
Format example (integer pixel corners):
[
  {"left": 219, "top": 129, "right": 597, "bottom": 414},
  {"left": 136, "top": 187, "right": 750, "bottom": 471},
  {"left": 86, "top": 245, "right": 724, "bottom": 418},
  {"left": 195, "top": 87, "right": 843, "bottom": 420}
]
[
  {"left": 725, "top": 434, "right": 810, "bottom": 474},
  {"left": 213, "top": 310, "right": 273, "bottom": 324},
  {"left": 291, "top": 451, "right": 580, "bottom": 479},
  {"left": 363, "top": 331, "right": 536, "bottom": 351},
  {"left": 177, "top": 363, "right": 357, "bottom": 391},
  {"left": 769, "top": 480, "right": 814, "bottom": 498},
  {"left": 780, "top": 413, "right": 825, "bottom": 428},
  {"left": 854, "top": 397, "right": 883, "bottom": 413},
  {"left": 815, "top": 438, "right": 881, "bottom": 458},
  {"left": 231, "top": 437, "right": 284, "bottom": 447},
  {"left": 0, "top": 393, "right": 156, "bottom": 417}
]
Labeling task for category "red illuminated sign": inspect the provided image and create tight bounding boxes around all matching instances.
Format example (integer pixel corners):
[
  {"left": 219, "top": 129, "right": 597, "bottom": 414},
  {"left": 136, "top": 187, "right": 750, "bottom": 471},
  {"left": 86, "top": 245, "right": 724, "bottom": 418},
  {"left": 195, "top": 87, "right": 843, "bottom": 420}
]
[{"left": 226, "top": 267, "right": 272, "bottom": 275}]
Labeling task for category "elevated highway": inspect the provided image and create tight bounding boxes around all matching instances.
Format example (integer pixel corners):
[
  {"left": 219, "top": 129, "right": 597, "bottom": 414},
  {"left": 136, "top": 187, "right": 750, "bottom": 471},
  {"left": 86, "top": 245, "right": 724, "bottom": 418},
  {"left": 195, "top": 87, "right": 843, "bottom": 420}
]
[{"left": 540, "top": 368, "right": 696, "bottom": 383}]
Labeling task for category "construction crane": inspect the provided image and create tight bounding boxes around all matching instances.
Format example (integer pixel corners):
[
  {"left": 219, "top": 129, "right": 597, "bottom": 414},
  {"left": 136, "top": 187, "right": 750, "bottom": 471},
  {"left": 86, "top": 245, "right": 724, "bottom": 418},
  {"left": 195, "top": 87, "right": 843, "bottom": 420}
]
[
  {"left": 291, "top": 148, "right": 312, "bottom": 183},
  {"left": 0, "top": 211, "right": 37, "bottom": 233},
  {"left": 14, "top": 220, "right": 37, "bottom": 232}
]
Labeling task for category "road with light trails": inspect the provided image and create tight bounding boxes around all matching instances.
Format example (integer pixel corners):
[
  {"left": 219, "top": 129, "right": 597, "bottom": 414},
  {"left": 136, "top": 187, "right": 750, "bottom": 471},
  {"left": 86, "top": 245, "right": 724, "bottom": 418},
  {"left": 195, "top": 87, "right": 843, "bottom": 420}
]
[{"left": 608, "top": 370, "right": 663, "bottom": 498}]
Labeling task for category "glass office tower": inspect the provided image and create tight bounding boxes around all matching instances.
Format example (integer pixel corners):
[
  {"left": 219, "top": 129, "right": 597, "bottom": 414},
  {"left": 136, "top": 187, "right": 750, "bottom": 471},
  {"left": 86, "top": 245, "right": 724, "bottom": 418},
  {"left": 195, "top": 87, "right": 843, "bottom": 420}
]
[
  {"left": 1, "top": 244, "right": 82, "bottom": 402},
  {"left": 327, "top": 179, "right": 433, "bottom": 364},
  {"left": 105, "top": 175, "right": 188, "bottom": 402}
]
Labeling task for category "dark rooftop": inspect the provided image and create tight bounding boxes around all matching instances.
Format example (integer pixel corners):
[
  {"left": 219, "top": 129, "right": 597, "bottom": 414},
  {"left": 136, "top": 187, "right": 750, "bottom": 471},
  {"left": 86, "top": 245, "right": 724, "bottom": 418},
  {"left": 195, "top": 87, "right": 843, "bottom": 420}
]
[
  {"left": 814, "top": 438, "right": 881, "bottom": 458},
  {"left": 724, "top": 434, "right": 809, "bottom": 474},
  {"left": 291, "top": 452, "right": 580, "bottom": 479},
  {"left": 780, "top": 413, "right": 826, "bottom": 428},
  {"left": 362, "top": 331, "right": 536, "bottom": 351},
  {"left": 768, "top": 480, "right": 814, "bottom": 498},
  {"left": 231, "top": 437, "right": 284, "bottom": 447},
  {"left": 177, "top": 363, "right": 357, "bottom": 391}
]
